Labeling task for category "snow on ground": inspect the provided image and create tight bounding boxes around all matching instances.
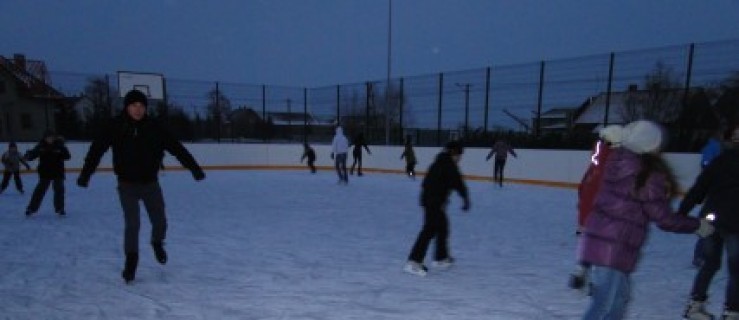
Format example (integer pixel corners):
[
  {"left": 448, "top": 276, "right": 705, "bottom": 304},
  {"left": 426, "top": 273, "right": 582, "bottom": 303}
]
[{"left": 0, "top": 169, "right": 726, "bottom": 319}]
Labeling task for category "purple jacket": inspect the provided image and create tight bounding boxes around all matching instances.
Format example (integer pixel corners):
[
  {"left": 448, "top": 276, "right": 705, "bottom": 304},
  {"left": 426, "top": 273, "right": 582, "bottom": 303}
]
[{"left": 578, "top": 148, "right": 699, "bottom": 273}]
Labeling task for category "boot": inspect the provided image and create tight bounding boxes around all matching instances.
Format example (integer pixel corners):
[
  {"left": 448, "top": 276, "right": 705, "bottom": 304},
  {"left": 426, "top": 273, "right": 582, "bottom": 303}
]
[
  {"left": 684, "top": 299, "right": 715, "bottom": 320},
  {"left": 723, "top": 310, "right": 739, "bottom": 320},
  {"left": 121, "top": 252, "right": 139, "bottom": 284},
  {"left": 151, "top": 242, "right": 167, "bottom": 265}
]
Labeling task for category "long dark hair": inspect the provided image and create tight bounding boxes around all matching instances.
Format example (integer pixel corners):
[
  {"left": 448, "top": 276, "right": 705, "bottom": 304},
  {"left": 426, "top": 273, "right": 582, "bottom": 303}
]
[{"left": 635, "top": 153, "right": 679, "bottom": 197}]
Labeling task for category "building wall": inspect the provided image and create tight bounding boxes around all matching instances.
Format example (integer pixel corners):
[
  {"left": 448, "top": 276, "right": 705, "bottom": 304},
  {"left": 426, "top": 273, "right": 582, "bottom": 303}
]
[
  {"left": 0, "top": 72, "right": 55, "bottom": 141},
  {"left": 11, "top": 142, "right": 701, "bottom": 192}
]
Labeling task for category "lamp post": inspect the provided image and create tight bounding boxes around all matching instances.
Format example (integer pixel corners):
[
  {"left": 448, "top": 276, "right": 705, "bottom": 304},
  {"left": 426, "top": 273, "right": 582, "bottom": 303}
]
[{"left": 456, "top": 83, "right": 472, "bottom": 137}]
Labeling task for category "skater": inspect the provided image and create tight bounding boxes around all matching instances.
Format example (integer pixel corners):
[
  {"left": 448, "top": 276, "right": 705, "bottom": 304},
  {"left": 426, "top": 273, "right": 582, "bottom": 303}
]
[
  {"left": 349, "top": 132, "right": 371, "bottom": 176},
  {"left": 24, "top": 131, "right": 71, "bottom": 216},
  {"left": 300, "top": 142, "right": 317, "bottom": 173},
  {"left": 679, "top": 124, "right": 739, "bottom": 320},
  {"left": 76, "top": 89, "right": 206, "bottom": 284},
  {"left": 578, "top": 120, "right": 714, "bottom": 320},
  {"left": 400, "top": 135, "right": 417, "bottom": 179},
  {"left": 691, "top": 128, "right": 726, "bottom": 268},
  {"left": 569, "top": 124, "right": 622, "bottom": 290},
  {"left": 485, "top": 138, "right": 517, "bottom": 187},
  {"left": 404, "top": 140, "right": 470, "bottom": 276},
  {"left": 1, "top": 142, "right": 31, "bottom": 194},
  {"left": 330, "top": 126, "right": 349, "bottom": 184}
]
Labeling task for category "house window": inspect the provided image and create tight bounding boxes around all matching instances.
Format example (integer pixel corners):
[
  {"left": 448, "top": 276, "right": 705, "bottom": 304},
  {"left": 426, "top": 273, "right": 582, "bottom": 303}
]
[{"left": 20, "top": 113, "right": 32, "bottom": 129}]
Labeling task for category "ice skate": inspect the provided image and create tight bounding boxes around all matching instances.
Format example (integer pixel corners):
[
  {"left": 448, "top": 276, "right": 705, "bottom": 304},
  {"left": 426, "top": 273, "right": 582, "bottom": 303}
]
[
  {"left": 684, "top": 299, "right": 714, "bottom": 320},
  {"left": 121, "top": 253, "right": 139, "bottom": 284},
  {"left": 403, "top": 261, "right": 428, "bottom": 276},
  {"left": 151, "top": 241, "right": 167, "bottom": 264},
  {"left": 432, "top": 257, "right": 455, "bottom": 269}
]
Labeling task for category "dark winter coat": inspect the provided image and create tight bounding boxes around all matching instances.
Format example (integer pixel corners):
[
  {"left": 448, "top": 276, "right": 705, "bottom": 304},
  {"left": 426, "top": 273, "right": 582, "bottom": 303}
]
[
  {"left": 302, "top": 147, "right": 316, "bottom": 162},
  {"left": 401, "top": 144, "right": 416, "bottom": 164},
  {"left": 678, "top": 148, "right": 739, "bottom": 234},
  {"left": 2, "top": 149, "right": 29, "bottom": 172},
  {"left": 578, "top": 148, "right": 699, "bottom": 273},
  {"left": 351, "top": 135, "right": 371, "bottom": 157},
  {"left": 420, "top": 151, "right": 468, "bottom": 208},
  {"left": 486, "top": 140, "right": 516, "bottom": 161},
  {"left": 25, "top": 139, "right": 70, "bottom": 179},
  {"left": 79, "top": 113, "right": 203, "bottom": 184}
]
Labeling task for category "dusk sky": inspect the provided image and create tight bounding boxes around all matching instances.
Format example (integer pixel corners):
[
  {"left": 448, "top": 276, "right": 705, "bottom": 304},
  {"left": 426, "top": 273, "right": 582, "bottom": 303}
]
[{"left": 2, "top": 0, "right": 739, "bottom": 87}]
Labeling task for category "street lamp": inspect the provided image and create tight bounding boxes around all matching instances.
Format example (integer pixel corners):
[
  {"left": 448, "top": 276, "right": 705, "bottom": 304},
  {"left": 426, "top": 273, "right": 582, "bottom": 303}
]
[{"left": 456, "top": 83, "right": 472, "bottom": 137}]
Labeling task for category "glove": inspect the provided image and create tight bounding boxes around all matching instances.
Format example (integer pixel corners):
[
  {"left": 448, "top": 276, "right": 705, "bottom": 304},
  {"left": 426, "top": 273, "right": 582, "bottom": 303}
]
[
  {"left": 192, "top": 169, "right": 206, "bottom": 181},
  {"left": 695, "top": 219, "right": 715, "bottom": 238},
  {"left": 330, "top": 153, "right": 334, "bottom": 160},
  {"left": 461, "top": 197, "right": 470, "bottom": 211},
  {"left": 76, "top": 176, "right": 89, "bottom": 188}
]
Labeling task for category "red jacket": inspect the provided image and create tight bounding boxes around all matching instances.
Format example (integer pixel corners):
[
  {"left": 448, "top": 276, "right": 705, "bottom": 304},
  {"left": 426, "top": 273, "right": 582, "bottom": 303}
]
[{"left": 577, "top": 140, "right": 611, "bottom": 229}]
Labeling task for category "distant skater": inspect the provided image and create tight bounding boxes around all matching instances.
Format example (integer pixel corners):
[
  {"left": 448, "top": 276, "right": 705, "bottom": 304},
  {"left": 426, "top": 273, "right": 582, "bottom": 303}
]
[
  {"left": 301, "top": 142, "right": 317, "bottom": 173},
  {"left": 24, "top": 131, "right": 71, "bottom": 216},
  {"left": 350, "top": 132, "right": 371, "bottom": 176},
  {"left": 485, "top": 138, "right": 517, "bottom": 187},
  {"left": 1, "top": 142, "right": 30, "bottom": 194},
  {"left": 400, "top": 135, "right": 417, "bottom": 179},
  {"left": 404, "top": 141, "right": 470, "bottom": 276},
  {"left": 331, "top": 126, "right": 349, "bottom": 184}
]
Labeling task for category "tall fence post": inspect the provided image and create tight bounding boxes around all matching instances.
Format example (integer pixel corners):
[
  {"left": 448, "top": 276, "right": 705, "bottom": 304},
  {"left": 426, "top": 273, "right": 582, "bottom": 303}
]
[
  {"left": 683, "top": 43, "right": 695, "bottom": 106},
  {"left": 303, "top": 87, "right": 308, "bottom": 143},
  {"left": 535, "top": 61, "right": 545, "bottom": 138},
  {"left": 437, "top": 72, "right": 444, "bottom": 146},
  {"left": 398, "top": 77, "right": 404, "bottom": 143},
  {"left": 215, "top": 81, "right": 221, "bottom": 143},
  {"left": 336, "top": 85, "right": 341, "bottom": 125},
  {"left": 365, "top": 82, "right": 372, "bottom": 138},
  {"left": 484, "top": 67, "right": 491, "bottom": 134},
  {"left": 604, "top": 52, "right": 615, "bottom": 126}
]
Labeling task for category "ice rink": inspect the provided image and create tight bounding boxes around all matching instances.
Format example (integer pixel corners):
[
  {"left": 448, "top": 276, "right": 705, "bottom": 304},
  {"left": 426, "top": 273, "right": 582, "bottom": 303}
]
[{"left": 0, "top": 169, "right": 726, "bottom": 319}]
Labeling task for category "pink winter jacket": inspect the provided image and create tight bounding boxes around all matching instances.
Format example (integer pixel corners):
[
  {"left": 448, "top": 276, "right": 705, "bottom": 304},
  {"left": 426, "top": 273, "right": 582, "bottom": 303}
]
[{"left": 578, "top": 148, "right": 699, "bottom": 273}]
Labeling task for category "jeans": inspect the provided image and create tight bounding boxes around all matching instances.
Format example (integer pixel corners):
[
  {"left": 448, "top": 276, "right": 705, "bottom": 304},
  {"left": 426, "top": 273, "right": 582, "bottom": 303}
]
[
  {"left": 690, "top": 232, "right": 739, "bottom": 311},
  {"left": 582, "top": 266, "right": 631, "bottom": 320},
  {"left": 493, "top": 159, "right": 506, "bottom": 186},
  {"left": 334, "top": 153, "right": 348, "bottom": 182},
  {"left": 117, "top": 182, "right": 167, "bottom": 254}
]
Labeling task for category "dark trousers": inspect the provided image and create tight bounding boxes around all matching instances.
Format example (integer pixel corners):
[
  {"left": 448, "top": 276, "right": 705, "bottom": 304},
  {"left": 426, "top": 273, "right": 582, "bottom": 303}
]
[
  {"left": 27, "top": 178, "right": 64, "bottom": 212},
  {"left": 405, "top": 162, "right": 416, "bottom": 177},
  {"left": 334, "top": 153, "right": 348, "bottom": 182},
  {"left": 494, "top": 159, "right": 506, "bottom": 186},
  {"left": 117, "top": 182, "right": 167, "bottom": 254},
  {"left": 307, "top": 159, "right": 316, "bottom": 173},
  {"left": 408, "top": 206, "right": 450, "bottom": 263},
  {"left": 350, "top": 152, "right": 363, "bottom": 174},
  {"left": 1, "top": 170, "right": 23, "bottom": 192},
  {"left": 690, "top": 232, "right": 739, "bottom": 311}
]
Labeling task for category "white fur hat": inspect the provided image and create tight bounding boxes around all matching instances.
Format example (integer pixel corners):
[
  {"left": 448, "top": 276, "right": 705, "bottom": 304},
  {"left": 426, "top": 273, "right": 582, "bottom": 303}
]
[
  {"left": 621, "top": 120, "right": 664, "bottom": 154},
  {"left": 598, "top": 124, "right": 625, "bottom": 146}
]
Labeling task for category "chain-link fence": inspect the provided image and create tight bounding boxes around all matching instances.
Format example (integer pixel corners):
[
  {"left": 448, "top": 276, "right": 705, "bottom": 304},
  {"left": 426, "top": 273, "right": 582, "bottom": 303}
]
[{"left": 42, "top": 38, "right": 739, "bottom": 151}]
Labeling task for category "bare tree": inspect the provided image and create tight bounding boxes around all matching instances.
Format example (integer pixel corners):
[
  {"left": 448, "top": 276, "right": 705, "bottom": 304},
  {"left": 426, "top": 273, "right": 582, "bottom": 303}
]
[{"left": 621, "top": 62, "right": 683, "bottom": 123}]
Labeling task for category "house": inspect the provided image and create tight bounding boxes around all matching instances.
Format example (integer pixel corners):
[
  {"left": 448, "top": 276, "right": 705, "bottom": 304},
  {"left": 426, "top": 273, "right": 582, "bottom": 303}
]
[
  {"left": 265, "top": 111, "right": 335, "bottom": 140},
  {"left": 573, "top": 84, "right": 686, "bottom": 132},
  {"left": 0, "top": 54, "right": 66, "bottom": 141},
  {"left": 536, "top": 107, "right": 579, "bottom": 134}
]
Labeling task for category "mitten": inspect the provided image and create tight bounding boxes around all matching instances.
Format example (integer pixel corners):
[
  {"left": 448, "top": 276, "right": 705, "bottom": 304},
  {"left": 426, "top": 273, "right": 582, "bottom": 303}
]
[{"left": 695, "top": 219, "right": 715, "bottom": 238}]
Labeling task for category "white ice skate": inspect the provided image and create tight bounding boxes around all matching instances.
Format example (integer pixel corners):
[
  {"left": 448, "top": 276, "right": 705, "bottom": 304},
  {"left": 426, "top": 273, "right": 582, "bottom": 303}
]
[{"left": 403, "top": 261, "right": 428, "bottom": 276}]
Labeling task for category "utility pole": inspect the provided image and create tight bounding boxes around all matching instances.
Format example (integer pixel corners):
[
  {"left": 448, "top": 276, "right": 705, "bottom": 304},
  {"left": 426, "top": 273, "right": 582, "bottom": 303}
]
[{"left": 456, "top": 83, "right": 472, "bottom": 137}]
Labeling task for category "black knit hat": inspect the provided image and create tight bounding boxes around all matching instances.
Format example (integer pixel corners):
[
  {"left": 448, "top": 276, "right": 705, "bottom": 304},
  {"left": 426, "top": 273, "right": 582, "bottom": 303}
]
[
  {"left": 123, "top": 89, "right": 148, "bottom": 108},
  {"left": 445, "top": 140, "right": 464, "bottom": 155}
]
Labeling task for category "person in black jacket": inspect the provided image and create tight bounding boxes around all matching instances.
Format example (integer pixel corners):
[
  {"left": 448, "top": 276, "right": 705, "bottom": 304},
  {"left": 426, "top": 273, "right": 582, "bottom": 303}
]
[
  {"left": 300, "top": 142, "right": 316, "bottom": 173},
  {"left": 24, "top": 131, "right": 71, "bottom": 216},
  {"left": 404, "top": 140, "right": 470, "bottom": 276},
  {"left": 679, "top": 124, "right": 739, "bottom": 320},
  {"left": 349, "top": 132, "right": 371, "bottom": 176},
  {"left": 76, "top": 89, "right": 205, "bottom": 284}
]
